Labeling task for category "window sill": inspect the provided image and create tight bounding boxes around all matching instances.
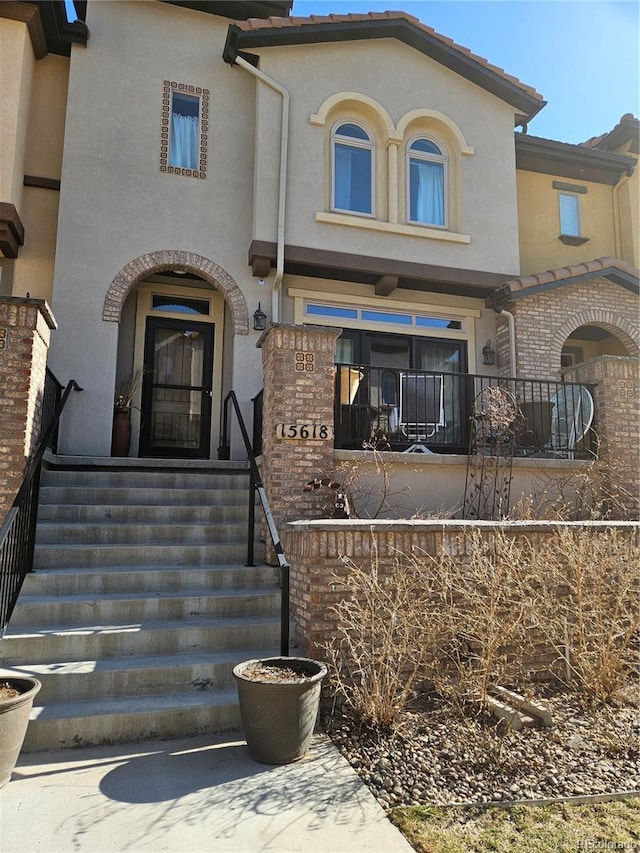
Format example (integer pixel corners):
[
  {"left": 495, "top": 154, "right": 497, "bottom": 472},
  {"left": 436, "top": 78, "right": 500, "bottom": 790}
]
[
  {"left": 316, "top": 211, "right": 471, "bottom": 245},
  {"left": 559, "top": 234, "right": 589, "bottom": 246}
]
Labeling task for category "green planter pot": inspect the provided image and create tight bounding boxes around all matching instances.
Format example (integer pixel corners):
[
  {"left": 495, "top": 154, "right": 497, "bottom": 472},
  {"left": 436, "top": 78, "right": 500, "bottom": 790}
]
[
  {"left": 0, "top": 676, "right": 41, "bottom": 788},
  {"left": 233, "top": 657, "right": 327, "bottom": 765}
]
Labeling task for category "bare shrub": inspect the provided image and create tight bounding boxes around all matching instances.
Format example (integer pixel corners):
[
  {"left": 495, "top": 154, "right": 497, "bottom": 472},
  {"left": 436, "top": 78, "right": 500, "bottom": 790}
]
[
  {"left": 324, "top": 543, "right": 445, "bottom": 730},
  {"left": 510, "top": 434, "right": 639, "bottom": 522},
  {"left": 524, "top": 526, "right": 640, "bottom": 705},
  {"left": 420, "top": 529, "right": 537, "bottom": 707},
  {"left": 324, "top": 526, "right": 638, "bottom": 732}
]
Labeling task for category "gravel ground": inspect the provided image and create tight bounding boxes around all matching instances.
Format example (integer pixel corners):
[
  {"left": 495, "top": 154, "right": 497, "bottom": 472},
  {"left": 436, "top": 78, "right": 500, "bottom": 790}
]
[{"left": 323, "top": 688, "right": 640, "bottom": 811}]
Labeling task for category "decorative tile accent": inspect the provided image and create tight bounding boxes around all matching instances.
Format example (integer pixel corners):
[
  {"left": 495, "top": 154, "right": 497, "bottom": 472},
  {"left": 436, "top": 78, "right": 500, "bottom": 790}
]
[
  {"left": 160, "top": 81, "right": 209, "bottom": 180},
  {"left": 295, "top": 352, "right": 314, "bottom": 372}
]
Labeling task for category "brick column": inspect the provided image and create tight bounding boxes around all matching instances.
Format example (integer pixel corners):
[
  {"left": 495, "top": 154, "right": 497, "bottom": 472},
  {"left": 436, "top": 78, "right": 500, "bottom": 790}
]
[
  {"left": 565, "top": 355, "right": 639, "bottom": 518},
  {"left": 0, "top": 297, "right": 56, "bottom": 523},
  {"left": 258, "top": 323, "right": 341, "bottom": 560}
]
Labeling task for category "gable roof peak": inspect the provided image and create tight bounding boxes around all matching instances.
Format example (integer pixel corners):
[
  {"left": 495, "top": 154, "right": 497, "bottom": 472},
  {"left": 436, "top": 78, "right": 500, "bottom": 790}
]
[{"left": 227, "top": 10, "right": 544, "bottom": 123}]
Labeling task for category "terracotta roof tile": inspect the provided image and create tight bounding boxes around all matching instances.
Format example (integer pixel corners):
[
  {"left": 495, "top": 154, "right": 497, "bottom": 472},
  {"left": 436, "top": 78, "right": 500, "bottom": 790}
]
[
  {"left": 502, "top": 257, "right": 639, "bottom": 295},
  {"left": 233, "top": 11, "right": 543, "bottom": 102}
]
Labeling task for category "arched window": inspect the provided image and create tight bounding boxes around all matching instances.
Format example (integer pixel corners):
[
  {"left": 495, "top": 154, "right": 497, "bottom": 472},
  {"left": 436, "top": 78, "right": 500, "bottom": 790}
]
[
  {"left": 407, "top": 137, "right": 446, "bottom": 227},
  {"left": 331, "top": 122, "right": 374, "bottom": 216}
]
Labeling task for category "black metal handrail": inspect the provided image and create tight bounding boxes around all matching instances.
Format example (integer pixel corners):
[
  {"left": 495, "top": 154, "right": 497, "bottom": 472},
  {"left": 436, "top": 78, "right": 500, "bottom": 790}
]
[
  {"left": 335, "top": 364, "right": 596, "bottom": 458},
  {"left": 220, "top": 390, "right": 290, "bottom": 656},
  {"left": 0, "top": 377, "right": 82, "bottom": 636}
]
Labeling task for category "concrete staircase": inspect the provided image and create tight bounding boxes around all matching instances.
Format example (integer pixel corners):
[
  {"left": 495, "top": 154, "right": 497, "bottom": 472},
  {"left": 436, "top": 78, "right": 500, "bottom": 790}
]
[{"left": 0, "top": 457, "right": 282, "bottom": 752}]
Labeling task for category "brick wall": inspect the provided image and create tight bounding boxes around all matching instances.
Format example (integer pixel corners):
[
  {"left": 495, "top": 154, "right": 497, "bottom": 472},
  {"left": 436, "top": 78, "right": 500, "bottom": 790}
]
[
  {"left": 499, "top": 279, "right": 639, "bottom": 380},
  {"left": 258, "top": 324, "right": 341, "bottom": 559},
  {"left": 0, "top": 297, "right": 56, "bottom": 522},
  {"left": 281, "top": 519, "right": 639, "bottom": 660}
]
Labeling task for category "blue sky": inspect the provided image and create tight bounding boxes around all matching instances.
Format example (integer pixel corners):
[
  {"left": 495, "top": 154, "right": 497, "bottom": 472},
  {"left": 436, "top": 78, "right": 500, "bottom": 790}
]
[
  {"left": 66, "top": 1, "right": 638, "bottom": 144},
  {"left": 291, "top": 0, "right": 639, "bottom": 143}
]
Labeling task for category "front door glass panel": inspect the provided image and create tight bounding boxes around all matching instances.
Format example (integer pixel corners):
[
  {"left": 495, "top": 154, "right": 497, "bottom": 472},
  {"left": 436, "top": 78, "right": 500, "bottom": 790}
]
[{"left": 141, "top": 318, "right": 213, "bottom": 458}]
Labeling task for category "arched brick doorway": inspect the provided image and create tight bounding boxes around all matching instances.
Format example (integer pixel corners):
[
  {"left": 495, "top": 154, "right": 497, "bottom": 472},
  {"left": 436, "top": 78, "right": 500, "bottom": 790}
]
[{"left": 104, "top": 251, "right": 249, "bottom": 458}]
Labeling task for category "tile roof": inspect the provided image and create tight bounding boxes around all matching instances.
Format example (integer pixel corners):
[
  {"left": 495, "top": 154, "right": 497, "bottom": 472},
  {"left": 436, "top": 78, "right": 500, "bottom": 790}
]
[
  {"left": 490, "top": 258, "right": 640, "bottom": 306},
  {"left": 233, "top": 11, "right": 543, "bottom": 103},
  {"left": 581, "top": 114, "right": 639, "bottom": 153}
]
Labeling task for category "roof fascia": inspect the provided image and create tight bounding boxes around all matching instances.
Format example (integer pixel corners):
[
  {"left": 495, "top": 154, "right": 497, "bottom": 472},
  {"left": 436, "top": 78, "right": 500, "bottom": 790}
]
[
  {"left": 224, "top": 19, "right": 544, "bottom": 123},
  {"left": 515, "top": 133, "right": 636, "bottom": 185}
]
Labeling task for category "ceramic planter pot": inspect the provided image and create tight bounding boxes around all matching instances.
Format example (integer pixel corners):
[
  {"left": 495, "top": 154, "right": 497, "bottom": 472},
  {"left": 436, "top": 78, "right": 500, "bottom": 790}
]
[
  {"left": 0, "top": 676, "right": 41, "bottom": 788},
  {"left": 233, "top": 657, "right": 327, "bottom": 765},
  {"left": 111, "top": 408, "right": 131, "bottom": 457}
]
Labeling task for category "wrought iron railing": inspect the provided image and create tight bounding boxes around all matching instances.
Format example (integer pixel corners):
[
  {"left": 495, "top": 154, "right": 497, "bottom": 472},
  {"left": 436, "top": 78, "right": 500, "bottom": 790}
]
[
  {"left": 220, "top": 390, "right": 290, "bottom": 656},
  {"left": 252, "top": 389, "right": 263, "bottom": 458},
  {"left": 0, "top": 375, "right": 82, "bottom": 635},
  {"left": 335, "top": 364, "right": 595, "bottom": 458}
]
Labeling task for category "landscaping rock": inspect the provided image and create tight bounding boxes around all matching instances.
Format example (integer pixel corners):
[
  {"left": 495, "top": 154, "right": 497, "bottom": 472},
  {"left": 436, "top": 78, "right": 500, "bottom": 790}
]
[{"left": 323, "top": 688, "right": 640, "bottom": 810}]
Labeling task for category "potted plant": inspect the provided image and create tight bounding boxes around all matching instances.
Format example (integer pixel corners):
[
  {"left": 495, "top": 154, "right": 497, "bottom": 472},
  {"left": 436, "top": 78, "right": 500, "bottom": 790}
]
[
  {"left": 111, "top": 370, "right": 142, "bottom": 457},
  {"left": 233, "top": 657, "right": 327, "bottom": 764},
  {"left": 0, "top": 676, "right": 41, "bottom": 787}
]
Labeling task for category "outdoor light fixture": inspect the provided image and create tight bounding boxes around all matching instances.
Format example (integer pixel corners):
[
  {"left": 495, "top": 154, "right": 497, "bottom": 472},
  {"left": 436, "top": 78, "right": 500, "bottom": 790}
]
[
  {"left": 483, "top": 339, "right": 496, "bottom": 365},
  {"left": 253, "top": 302, "right": 267, "bottom": 331}
]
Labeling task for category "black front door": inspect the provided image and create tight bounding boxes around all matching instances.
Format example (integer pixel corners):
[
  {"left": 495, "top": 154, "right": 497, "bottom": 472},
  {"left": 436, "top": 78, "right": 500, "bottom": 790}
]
[{"left": 140, "top": 316, "right": 214, "bottom": 458}]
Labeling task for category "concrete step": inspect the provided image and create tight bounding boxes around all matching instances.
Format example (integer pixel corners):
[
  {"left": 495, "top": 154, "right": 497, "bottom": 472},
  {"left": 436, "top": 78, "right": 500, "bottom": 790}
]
[
  {"left": 8, "top": 588, "right": 280, "bottom": 628},
  {"left": 23, "top": 687, "right": 243, "bottom": 752},
  {"left": 33, "top": 542, "right": 264, "bottom": 569},
  {"left": 40, "top": 469, "right": 250, "bottom": 490},
  {"left": 38, "top": 486, "right": 251, "bottom": 507},
  {"left": 37, "top": 503, "right": 250, "bottom": 524},
  {"left": 0, "top": 615, "right": 281, "bottom": 664},
  {"left": 20, "top": 564, "right": 279, "bottom": 596},
  {"left": 35, "top": 521, "right": 252, "bottom": 545},
  {"left": 0, "top": 646, "right": 279, "bottom": 704}
]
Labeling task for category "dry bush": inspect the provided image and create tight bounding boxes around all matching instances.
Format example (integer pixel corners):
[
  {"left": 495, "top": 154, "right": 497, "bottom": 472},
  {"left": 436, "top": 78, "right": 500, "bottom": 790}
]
[
  {"left": 324, "top": 544, "right": 446, "bottom": 730},
  {"left": 523, "top": 526, "right": 640, "bottom": 705},
  {"left": 419, "top": 530, "right": 537, "bottom": 707},
  {"left": 511, "top": 435, "right": 639, "bottom": 522},
  {"left": 324, "top": 526, "right": 638, "bottom": 732}
]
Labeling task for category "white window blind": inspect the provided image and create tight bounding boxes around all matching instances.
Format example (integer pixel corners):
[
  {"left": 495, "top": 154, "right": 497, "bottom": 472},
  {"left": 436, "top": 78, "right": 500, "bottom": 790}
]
[{"left": 559, "top": 192, "right": 580, "bottom": 236}]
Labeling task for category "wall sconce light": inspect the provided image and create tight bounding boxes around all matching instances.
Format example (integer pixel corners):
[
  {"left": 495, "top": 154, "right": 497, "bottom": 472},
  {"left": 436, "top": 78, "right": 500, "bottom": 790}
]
[
  {"left": 483, "top": 339, "right": 496, "bottom": 365},
  {"left": 253, "top": 302, "right": 267, "bottom": 331}
]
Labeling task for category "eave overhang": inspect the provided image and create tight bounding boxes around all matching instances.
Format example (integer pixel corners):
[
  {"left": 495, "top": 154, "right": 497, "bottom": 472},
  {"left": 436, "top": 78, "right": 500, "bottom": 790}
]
[
  {"left": 224, "top": 18, "right": 545, "bottom": 125},
  {"left": 487, "top": 258, "right": 640, "bottom": 310},
  {"left": 0, "top": 1, "right": 88, "bottom": 58},
  {"left": 0, "top": 203, "right": 25, "bottom": 258},
  {"left": 515, "top": 134, "right": 636, "bottom": 185},
  {"left": 248, "top": 240, "right": 509, "bottom": 299},
  {"left": 161, "top": 1, "right": 293, "bottom": 19}
]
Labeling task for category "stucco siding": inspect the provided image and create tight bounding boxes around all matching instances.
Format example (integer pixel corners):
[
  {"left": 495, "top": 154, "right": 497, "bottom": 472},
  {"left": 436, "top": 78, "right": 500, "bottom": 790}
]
[{"left": 253, "top": 38, "right": 521, "bottom": 275}]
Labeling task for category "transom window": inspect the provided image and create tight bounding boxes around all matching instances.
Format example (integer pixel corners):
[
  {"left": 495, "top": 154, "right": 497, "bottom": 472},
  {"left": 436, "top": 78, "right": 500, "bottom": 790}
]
[
  {"left": 331, "top": 122, "right": 374, "bottom": 216},
  {"left": 407, "top": 137, "right": 447, "bottom": 227},
  {"left": 306, "top": 302, "right": 462, "bottom": 331}
]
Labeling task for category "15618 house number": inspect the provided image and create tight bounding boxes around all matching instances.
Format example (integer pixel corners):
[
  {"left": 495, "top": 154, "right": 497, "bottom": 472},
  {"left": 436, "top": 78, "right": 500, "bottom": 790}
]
[{"left": 276, "top": 424, "right": 334, "bottom": 440}]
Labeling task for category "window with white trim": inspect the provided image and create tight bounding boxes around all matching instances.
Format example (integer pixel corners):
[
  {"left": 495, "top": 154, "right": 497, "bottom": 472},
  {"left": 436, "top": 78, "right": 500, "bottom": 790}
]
[
  {"left": 331, "top": 122, "right": 374, "bottom": 216},
  {"left": 407, "top": 137, "right": 447, "bottom": 227},
  {"left": 558, "top": 191, "right": 581, "bottom": 237}
]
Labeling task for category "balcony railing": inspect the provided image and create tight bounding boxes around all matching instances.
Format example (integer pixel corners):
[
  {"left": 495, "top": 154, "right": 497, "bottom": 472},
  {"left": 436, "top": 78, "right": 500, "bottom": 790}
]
[{"left": 335, "top": 365, "right": 595, "bottom": 458}]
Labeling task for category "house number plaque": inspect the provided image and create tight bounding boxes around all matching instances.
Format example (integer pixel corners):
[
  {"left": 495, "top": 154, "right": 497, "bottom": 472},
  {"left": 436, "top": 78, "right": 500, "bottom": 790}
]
[{"left": 276, "top": 424, "right": 333, "bottom": 440}]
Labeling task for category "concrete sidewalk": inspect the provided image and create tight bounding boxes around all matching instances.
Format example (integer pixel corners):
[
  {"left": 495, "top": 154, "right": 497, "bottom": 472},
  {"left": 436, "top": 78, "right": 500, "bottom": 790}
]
[{"left": 0, "top": 733, "right": 414, "bottom": 853}]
